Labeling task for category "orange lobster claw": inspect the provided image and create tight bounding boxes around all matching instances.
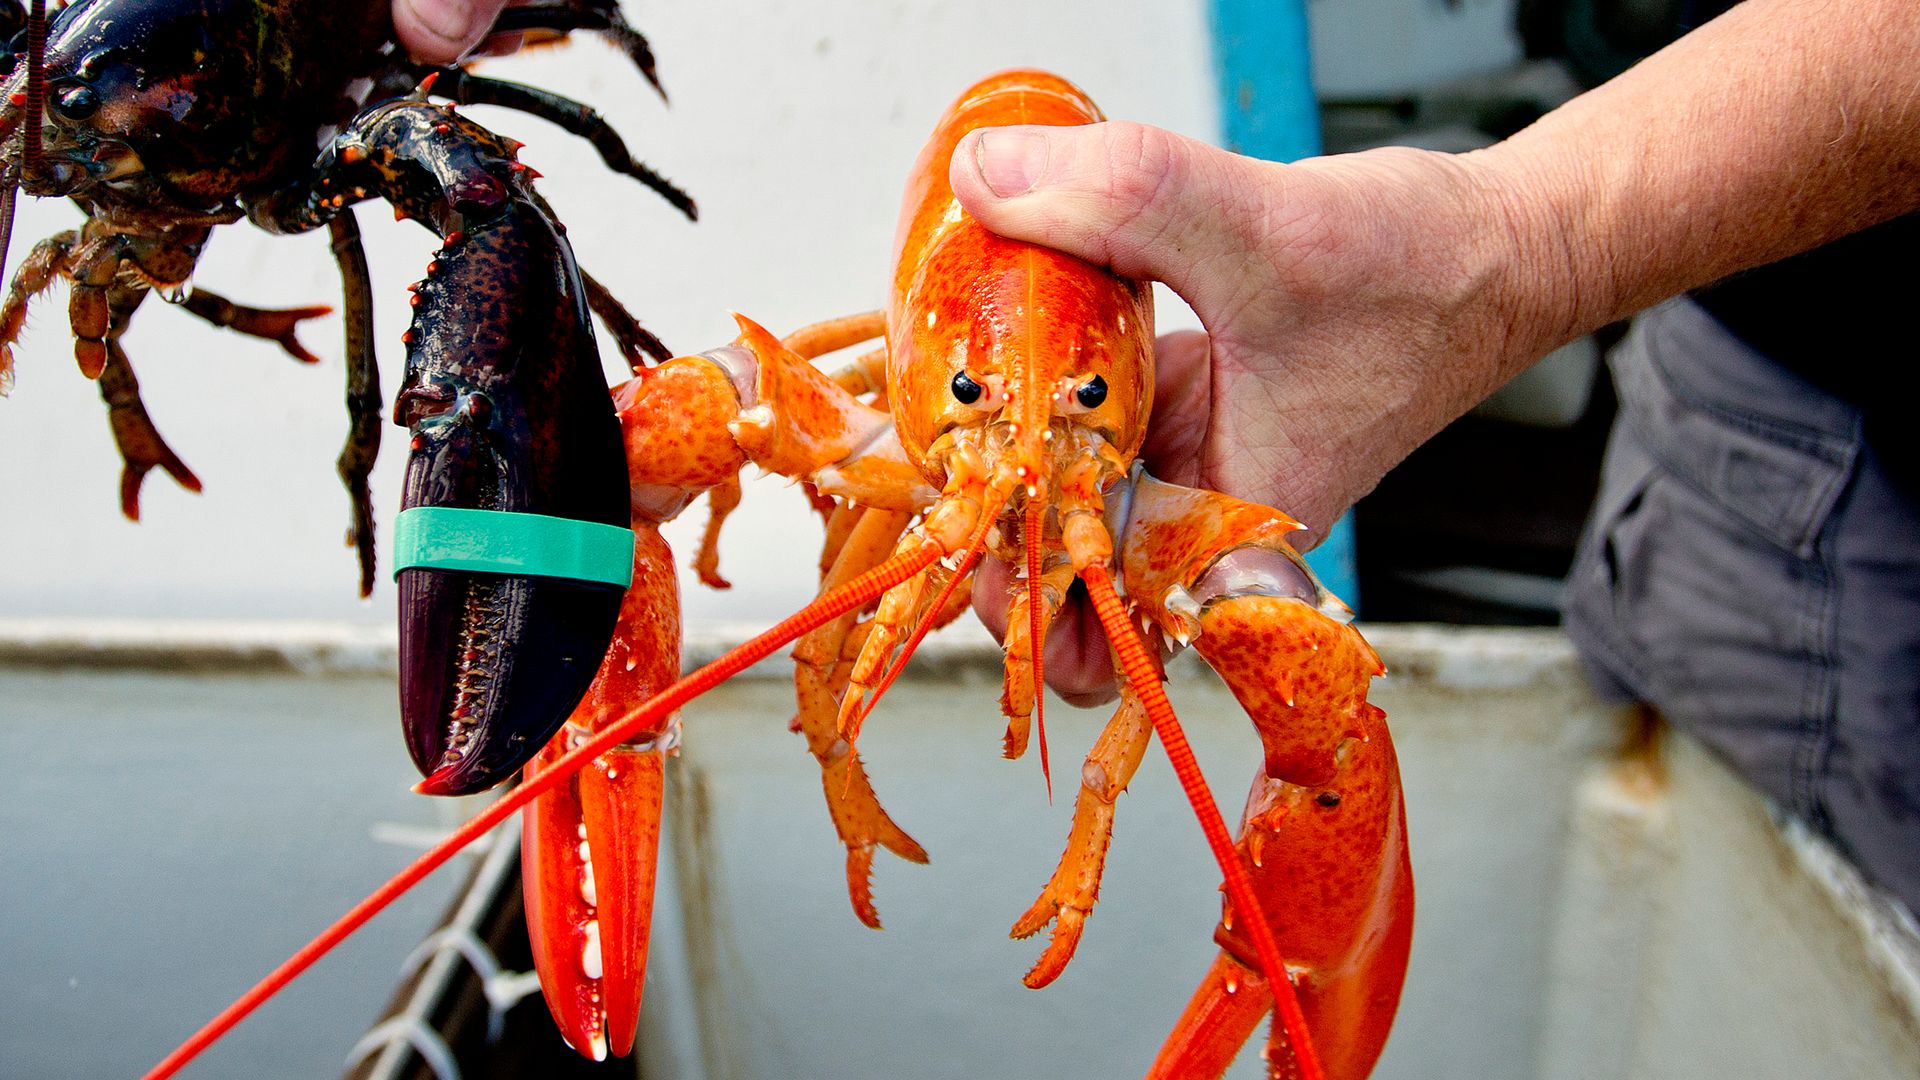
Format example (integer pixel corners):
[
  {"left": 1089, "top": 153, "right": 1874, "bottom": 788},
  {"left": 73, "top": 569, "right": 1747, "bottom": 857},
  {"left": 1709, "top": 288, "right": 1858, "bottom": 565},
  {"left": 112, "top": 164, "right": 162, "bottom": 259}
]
[
  {"left": 1120, "top": 473, "right": 1412, "bottom": 1078},
  {"left": 522, "top": 523, "right": 680, "bottom": 1059}
]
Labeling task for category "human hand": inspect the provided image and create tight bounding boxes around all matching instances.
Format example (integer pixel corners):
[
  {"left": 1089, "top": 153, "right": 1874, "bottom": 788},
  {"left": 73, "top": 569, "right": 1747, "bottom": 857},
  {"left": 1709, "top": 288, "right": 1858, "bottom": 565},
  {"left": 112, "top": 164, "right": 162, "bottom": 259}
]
[
  {"left": 393, "top": 0, "right": 517, "bottom": 65},
  {"left": 951, "top": 122, "right": 1554, "bottom": 702}
]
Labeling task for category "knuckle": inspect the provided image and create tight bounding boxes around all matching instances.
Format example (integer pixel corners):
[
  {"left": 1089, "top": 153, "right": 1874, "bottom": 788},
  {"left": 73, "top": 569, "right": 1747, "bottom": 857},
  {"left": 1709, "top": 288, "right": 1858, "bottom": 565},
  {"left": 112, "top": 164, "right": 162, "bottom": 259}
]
[{"left": 1100, "top": 122, "right": 1183, "bottom": 219}]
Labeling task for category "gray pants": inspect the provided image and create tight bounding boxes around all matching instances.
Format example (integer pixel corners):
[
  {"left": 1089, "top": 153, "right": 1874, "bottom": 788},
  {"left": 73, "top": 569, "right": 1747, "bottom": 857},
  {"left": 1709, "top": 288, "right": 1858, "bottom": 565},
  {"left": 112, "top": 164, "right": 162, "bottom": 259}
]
[{"left": 1564, "top": 298, "right": 1920, "bottom": 915}]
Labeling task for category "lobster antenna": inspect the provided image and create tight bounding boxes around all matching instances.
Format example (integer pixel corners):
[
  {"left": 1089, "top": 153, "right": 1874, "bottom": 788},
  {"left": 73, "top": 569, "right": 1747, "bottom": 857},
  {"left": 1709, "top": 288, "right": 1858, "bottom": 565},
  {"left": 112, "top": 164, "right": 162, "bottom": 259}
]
[
  {"left": 22, "top": 0, "right": 43, "bottom": 173},
  {"left": 1023, "top": 500, "right": 1052, "bottom": 799},
  {"left": 0, "top": 164, "right": 16, "bottom": 290},
  {"left": 0, "top": 0, "right": 45, "bottom": 284},
  {"left": 1079, "top": 563, "right": 1328, "bottom": 1080},
  {"left": 141, "top": 538, "right": 944, "bottom": 1080}
]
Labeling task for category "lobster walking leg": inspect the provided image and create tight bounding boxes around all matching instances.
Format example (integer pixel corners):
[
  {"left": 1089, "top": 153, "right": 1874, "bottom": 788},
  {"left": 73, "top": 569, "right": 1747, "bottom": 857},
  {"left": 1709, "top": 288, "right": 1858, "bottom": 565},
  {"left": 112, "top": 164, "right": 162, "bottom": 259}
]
[
  {"left": 580, "top": 268, "right": 673, "bottom": 368},
  {"left": 791, "top": 506, "right": 930, "bottom": 928},
  {"left": 326, "top": 211, "right": 383, "bottom": 596},
  {"left": 426, "top": 68, "right": 694, "bottom": 220},
  {"left": 1013, "top": 686, "right": 1153, "bottom": 986},
  {"left": 178, "top": 289, "right": 331, "bottom": 366},
  {"left": 0, "top": 229, "right": 72, "bottom": 384},
  {"left": 98, "top": 287, "right": 200, "bottom": 520}
]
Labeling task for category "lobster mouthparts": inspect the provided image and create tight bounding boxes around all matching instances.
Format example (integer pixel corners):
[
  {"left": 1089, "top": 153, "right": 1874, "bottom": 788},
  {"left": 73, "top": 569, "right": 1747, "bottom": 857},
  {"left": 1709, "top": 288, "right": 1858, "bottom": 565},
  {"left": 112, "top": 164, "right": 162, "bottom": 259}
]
[{"left": 394, "top": 199, "right": 630, "bottom": 797}]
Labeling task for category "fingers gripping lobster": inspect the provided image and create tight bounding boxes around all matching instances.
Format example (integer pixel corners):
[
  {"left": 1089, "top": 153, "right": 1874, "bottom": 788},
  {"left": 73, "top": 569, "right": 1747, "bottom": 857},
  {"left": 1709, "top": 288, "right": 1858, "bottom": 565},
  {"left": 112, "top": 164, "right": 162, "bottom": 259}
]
[
  {"left": 0, "top": 0, "right": 690, "bottom": 796},
  {"left": 154, "top": 70, "right": 1411, "bottom": 1080}
]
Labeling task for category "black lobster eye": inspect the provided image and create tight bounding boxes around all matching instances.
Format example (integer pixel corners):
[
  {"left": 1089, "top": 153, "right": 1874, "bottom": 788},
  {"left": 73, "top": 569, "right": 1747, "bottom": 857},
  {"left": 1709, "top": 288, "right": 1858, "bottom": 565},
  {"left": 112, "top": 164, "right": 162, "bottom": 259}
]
[
  {"left": 1075, "top": 375, "right": 1108, "bottom": 409},
  {"left": 950, "top": 370, "right": 983, "bottom": 404},
  {"left": 51, "top": 83, "right": 100, "bottom": 121}
]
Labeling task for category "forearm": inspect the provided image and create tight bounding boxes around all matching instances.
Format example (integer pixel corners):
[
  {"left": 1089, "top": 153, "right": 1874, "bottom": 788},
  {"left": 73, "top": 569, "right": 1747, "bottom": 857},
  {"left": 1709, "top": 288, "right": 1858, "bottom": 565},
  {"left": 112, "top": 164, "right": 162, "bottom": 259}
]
[{"left": 1475, "top": 0, "right": 1920, "bottom": 356}]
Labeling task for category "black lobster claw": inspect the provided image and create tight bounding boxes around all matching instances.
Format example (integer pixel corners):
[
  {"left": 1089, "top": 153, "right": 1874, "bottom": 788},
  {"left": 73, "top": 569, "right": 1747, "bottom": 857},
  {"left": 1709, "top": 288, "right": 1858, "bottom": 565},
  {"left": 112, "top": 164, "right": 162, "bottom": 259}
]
[
  {"left": 323, "top": 103, "right": 632, "bottom": 796},
  {"left": 394, "top": 374, "right": 627, "bottom": 796}
]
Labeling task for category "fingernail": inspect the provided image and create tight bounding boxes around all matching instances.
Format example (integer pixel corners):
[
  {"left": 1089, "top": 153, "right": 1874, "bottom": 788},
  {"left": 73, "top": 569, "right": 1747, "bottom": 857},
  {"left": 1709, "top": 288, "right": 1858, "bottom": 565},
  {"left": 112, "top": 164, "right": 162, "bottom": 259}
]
[{"left": 974, "top": 129, "right": 1051, "bottom": 198}]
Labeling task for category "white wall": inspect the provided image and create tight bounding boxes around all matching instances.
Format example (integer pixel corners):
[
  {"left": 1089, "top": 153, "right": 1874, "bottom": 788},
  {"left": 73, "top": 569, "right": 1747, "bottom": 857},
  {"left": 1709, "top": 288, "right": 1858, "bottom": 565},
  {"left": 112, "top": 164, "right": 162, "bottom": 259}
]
[{"left": 0, "top": 1, "right": 1218, "bottom": 629}]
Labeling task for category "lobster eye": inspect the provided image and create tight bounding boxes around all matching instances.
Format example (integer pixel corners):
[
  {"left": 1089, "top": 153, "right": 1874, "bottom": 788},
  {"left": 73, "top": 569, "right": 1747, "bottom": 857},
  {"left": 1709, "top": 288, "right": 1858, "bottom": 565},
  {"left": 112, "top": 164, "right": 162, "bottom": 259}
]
[
  {"left": 52, "top": 83, "right": 99, "bottom": 121},
  {"left": 950, "top": 370, "right": 983, "bottom": 405},
  {"left": 1074, "top": 375, "right": 1108, "bottom": 409}
]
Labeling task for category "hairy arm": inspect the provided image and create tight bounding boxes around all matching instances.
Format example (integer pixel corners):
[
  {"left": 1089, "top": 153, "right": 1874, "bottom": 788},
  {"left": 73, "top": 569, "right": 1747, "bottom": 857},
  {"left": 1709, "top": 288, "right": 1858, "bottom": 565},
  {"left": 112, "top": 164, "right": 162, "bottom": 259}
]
[{"left": 1493, "top": 0, "right": 1920, "bottom": 344}]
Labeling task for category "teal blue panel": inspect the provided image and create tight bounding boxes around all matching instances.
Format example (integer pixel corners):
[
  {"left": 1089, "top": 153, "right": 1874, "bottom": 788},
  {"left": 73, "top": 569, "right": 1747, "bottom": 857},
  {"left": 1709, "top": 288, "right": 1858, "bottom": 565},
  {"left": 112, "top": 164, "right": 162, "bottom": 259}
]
[{"left": 1209, "top": 0, "right": 1360, "bottom": 606}]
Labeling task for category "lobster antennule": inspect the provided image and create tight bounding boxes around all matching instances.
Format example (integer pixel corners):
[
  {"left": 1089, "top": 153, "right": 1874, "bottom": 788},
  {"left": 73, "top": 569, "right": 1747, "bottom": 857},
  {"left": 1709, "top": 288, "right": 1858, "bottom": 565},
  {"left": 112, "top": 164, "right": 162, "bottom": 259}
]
[{"left": 0, "top": 0, "right": 47, "bottom": 287}]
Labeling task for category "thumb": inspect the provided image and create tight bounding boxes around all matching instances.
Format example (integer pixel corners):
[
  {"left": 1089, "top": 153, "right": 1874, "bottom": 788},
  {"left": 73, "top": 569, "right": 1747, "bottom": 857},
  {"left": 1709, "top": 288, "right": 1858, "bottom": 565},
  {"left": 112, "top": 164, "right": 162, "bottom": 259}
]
[
  {"left": 949, "top": 121, "right": 1272, "bottom": 318},
  {"left": 394, "top": 0, "right": 503, "bottom": 64}
]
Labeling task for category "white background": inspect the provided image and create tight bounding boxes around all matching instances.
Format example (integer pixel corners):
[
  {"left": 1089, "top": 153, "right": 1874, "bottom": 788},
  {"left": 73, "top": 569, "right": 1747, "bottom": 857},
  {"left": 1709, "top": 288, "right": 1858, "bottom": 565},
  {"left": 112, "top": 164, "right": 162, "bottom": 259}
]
[{"left": 0, "top": 0, "right": 1521, "bottom": 630}]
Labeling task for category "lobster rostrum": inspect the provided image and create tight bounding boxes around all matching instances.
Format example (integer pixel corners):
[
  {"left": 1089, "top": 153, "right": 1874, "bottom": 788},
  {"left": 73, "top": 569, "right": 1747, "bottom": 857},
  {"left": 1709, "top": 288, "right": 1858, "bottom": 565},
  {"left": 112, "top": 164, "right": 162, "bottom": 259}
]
[
  {"left": 154, "top": 71, "right": 1412, "bottom": 1079},
  {"left": 0, "top": 0, "right": 694, "bottom": 795}
]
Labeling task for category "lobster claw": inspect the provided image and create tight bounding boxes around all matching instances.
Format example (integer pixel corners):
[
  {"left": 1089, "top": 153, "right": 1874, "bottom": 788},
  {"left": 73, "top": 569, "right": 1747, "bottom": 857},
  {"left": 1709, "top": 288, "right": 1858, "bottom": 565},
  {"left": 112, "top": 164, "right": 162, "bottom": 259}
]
[
  {"left": 387, "top": 185, "right": 632, "bottom": 796},
  {"left": 394, "top": 366, "right": 630, "bottom": 796},
  {"left": 522, "top": 522, "right": 681, "bottom": 1058}
]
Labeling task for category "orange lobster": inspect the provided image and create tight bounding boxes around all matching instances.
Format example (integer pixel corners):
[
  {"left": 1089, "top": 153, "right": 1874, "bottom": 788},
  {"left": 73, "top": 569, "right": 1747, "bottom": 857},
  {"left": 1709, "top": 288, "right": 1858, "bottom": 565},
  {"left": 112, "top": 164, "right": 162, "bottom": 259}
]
[{"left": 151, "top": 70, "right": 1412, "bottom": 1080}]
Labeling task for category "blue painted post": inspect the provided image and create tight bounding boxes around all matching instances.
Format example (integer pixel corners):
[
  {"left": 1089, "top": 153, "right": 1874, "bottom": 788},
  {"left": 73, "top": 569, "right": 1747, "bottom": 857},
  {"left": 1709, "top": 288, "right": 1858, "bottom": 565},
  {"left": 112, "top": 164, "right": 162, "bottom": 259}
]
[{"left": 1208, "top": 0, "right": 1362, "bottom": 606}]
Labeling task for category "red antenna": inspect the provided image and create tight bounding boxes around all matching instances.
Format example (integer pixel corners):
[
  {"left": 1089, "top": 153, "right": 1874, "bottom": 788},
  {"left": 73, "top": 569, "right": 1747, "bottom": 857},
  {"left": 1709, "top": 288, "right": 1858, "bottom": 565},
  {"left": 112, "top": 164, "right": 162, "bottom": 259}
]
[
  {"left": 0, "top": 0, "right": 46, "bottom": 284},
  {"left": 23, "top": 0, "right": 45, "bottom": 175}
]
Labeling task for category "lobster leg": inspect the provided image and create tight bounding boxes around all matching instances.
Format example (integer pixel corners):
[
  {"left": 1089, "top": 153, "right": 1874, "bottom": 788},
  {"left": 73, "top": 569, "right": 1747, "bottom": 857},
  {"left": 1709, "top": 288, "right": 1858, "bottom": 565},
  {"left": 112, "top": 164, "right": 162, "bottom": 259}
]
[
  {"left": 1013, "top": 686, "right": 1153, "bottom": 986},
  {"left": 1, "top": 229, "right": 330, "bottom": 520},
  {"left": 690, "top": 475, "right": 742, "bottom": 590},
  {"left": 326, "top": 211, "right": 383, "bottom": 598},
  {"left": 0, "top": 228, "right": 71, "bottom": 386},
  {"left": 1117, "top": 472, "right": 1411, "bottom": 1080},
  {"left": 425, "top": 68, "right": 694, "bottom": 220},
  {"left": 99, "top": 286, "right": 200, "bottom": 520},
  {"left": 792, "top": 506, "right": 929, "bottom": 928},
  {"left": 780, "top": 309, "right": 885, "bottom": 362},
  {"left": 579, "top": 267, "right": 672, "bottom": 369},
  {"left": 63, "top": 232, "right": 120, "bottom": 378},
  {"left": 178, "top": 288, "right": 330, "bottom": 366},
  {"left": 828, "top": 346, "right": 890, "bottom": 400},
  {"left": 0, "top": 225, "right": 123, "bottom": 380},
  {"left": 489, "top": 0, "right": 668, "bottom": 101}
]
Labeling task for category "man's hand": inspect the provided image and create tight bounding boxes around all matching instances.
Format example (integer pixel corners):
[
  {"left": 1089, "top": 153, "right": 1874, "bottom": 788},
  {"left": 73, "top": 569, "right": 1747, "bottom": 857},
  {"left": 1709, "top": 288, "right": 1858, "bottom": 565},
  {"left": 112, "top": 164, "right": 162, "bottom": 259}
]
[
  {"left": 950, "top": 122, "right": 1540, "bottom": 538},
  {"left": 952, "top": 124, "right": 1533, "bottom": 703},
  {"left": 949, "top": 0, "right": 1920, "bottom": 705}
]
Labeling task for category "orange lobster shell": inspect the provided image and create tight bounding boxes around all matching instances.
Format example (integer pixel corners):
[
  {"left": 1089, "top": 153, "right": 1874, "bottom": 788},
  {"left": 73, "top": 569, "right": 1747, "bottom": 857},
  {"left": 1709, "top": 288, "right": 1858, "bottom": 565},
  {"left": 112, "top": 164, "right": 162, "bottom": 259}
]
[{"left": 150, "top": 69, "right": 1412, "bottom": 1080}]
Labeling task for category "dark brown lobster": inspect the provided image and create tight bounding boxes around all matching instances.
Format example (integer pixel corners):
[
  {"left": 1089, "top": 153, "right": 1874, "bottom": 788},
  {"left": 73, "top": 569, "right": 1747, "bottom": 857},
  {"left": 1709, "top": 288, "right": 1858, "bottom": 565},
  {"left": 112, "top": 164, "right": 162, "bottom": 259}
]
[{"left": 0, "top": 0, "right": 690, "bottom": 795}]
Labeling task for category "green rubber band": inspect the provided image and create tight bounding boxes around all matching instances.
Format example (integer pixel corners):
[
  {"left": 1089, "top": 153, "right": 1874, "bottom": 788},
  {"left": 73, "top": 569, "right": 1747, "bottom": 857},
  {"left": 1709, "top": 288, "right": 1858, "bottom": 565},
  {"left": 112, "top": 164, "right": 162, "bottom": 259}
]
[{"left": 392, "top": 507, "right": 634, "bottom": 588}]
